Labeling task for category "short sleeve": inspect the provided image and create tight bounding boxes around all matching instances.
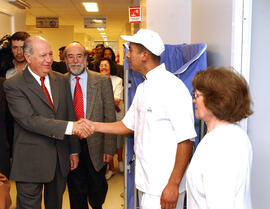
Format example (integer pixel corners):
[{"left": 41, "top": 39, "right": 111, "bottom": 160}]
[{"left": 167, "top": 82, "right": 196, "bottom": 143}]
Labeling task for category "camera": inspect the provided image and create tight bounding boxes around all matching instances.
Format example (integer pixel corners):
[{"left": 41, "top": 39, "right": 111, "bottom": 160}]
[{"left": 0, "top": 34, "right": 13, "bottom": 77}]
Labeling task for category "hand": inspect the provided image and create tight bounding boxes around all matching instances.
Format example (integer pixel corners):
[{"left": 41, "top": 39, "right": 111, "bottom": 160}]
[
  {"left": 160, "top": 182, "right": 179, "bottom": 209},
  {"left": 103, "top": 153, "right": 113, "bottom": 163},
  {"left": 79, "top": 118, "right": 96, "bottom": 131},
  {"left": 72, "top": 120, "right": 94, "bottom": 138},
  {"left": 69, "top": 154, "right": 79, "bottom": 171},
  {"left": 0, "top": 173, "right": 8, "bottom": 184}
]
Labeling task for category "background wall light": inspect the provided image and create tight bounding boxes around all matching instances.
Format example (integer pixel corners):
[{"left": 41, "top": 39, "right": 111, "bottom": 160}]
[
  {"left": 82, "top": 2, "right": 99, "bottom": 12},
  {"left": 9, "top": 0, "right": 31, "bottom": 9}
]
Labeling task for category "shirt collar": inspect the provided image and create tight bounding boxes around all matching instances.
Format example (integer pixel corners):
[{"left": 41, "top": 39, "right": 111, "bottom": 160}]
[
  {"left": 70, "top": 68, "right": 87, "bottom": 81},
  {"left": 28, "top": 67, "right": 49, "bottom": 85},
  {"left": 145, "top": 63, "right": 165, "bottom": 80}
]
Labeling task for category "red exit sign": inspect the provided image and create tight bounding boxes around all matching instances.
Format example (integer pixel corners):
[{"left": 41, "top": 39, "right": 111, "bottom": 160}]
[{"left": 129, "top": 6, "right": 141, "bottom": 23}]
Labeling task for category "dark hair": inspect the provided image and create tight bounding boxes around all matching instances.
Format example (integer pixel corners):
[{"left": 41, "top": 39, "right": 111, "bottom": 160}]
[
  {"left": 59, "top": 46, "right": 65, "bottom": 51},
  {"left": 101, "top": 47, "right": 116, "bottom": 62},
  {"left": 192, "top": 66, "right": 253, "bottom": 123},
  {"left": 96, "top": 44, "right": 104, "bottom": 49},
  {"left": 134, "top": 43, "right": 160, "bottom": 63},
  {"left": 11, "top": 31, "right": 30, "bottom": 44},
  {"left": 97, "top": 57, "right": 117, "bottom": 76}
]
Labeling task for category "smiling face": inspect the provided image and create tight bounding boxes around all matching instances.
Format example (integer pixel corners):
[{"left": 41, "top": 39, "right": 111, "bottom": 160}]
[
  {"left": 65, "top": 43, "right": 87, "bottom": 76},
  {"left": 99, "top": 60, "right": 111, "bottom": 77},
  {"left": 25, "top": 38, "right": 53, "bottom": 77}
]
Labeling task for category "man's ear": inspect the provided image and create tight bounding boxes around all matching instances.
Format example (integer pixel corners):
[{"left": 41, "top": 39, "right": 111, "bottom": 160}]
[
  {"left": 24, "top": 53, "right": 31, "bottom": 64},
  {"left": 141, "top": 50, "right": 149, "bottom": 62}
]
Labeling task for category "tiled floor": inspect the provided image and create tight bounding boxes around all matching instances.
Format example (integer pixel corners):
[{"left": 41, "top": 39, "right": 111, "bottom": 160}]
[{"left": 9, "top": 165, "right": 124, "bottom": 209}]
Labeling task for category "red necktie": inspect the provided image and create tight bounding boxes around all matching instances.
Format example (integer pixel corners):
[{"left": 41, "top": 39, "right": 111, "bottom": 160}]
[
  {"left": 73, "top": 76, "right": 84, "bottom": 120},
  {"left": 40, "top": 77, "right": 55, "bottom": 112}
]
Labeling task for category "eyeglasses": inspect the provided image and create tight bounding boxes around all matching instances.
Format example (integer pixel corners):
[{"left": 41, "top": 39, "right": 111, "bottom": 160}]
[
  {"left": 67, "top": 54, "right": 84, "bottom": 60},
  {"left": 192, "top": 91, "right": 203, "bottom": 99}
]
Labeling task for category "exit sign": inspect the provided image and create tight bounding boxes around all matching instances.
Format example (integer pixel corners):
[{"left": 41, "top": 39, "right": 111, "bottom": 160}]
[{"left": 129, "top": 6, "right": 141, "bottom": 23}]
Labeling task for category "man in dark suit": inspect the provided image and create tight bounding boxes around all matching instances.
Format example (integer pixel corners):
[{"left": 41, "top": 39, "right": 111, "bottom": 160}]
[
  {"left": 52, "top": 46, "right": 68, "bottom": 74},
  {"left": 3, "top": 36, "right": 91, "bottom": 209},
  {"left": 65, "top": 42, "right": 117, "bottom": 209},
  {"left": 0, "top": 77, "right": 12, "bottom": 209}
]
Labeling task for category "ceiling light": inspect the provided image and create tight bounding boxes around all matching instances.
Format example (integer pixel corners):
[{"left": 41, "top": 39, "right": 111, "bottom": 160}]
[
  {"left": 82, "top": 2, "right": 99, "bottom": 12},
  {"left": 97, "top": 28, "right": 104, "bottom": 31},
  {"left": 100, "top": 32, "right": 106, "bottom": 35},
  {"left": 9, "top": 0, "right": 31, "bottom": 9},
  {"left": 92, "top": 19, "right": 103, "bottom": 23}
]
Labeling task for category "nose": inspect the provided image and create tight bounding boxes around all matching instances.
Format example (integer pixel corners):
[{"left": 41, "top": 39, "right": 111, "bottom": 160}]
[
  {"left": 126, "top": 50, "right": 130, "bottom": 58},
  {"left": 17, "top": 47, "right": 23, "bottom": 55},
  {"left": 73, "top": 56, "right": 79, "bottom": 62},
  {"left": 45, "top": 54, "right": 53, "bottom": 62}
]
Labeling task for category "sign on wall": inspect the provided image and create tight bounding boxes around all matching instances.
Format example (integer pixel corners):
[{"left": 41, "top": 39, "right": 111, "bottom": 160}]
[
  {"left": 129, "top": 6, "right": 141, "bottom": 23},
  {"left": 84, "top": 16, "right": 106, "bottom": 28},
  {"left": 36, "top": 17, "right": 59, "bottom": 28}
]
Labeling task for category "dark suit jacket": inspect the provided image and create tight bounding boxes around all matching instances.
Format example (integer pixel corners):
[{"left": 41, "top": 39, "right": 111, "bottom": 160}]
[
  {"left": 67, "top": 69, "right": 117, "bottom": 171},
  {"left": 52, "top": 61, "right": 68, "bottom": 74},
  {"left": 0, "top": 78, "right": 10, "bottom": 178},
  {"left": 3, "top": 68, "right": 80, "bottom": 183}
]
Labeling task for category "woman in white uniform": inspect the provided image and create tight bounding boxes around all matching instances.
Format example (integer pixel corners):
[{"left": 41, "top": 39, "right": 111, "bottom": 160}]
[
  {"left": 98, "top": 58, "right": 124, "bottom": 180},
  {"left": 186, "top": 67, "right": 253, "bottom": 209}
]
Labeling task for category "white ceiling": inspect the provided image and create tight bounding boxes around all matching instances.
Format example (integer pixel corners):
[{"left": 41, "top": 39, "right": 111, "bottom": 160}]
[{"left": 24, "top": 0, "right": 133, "bottom": 41}]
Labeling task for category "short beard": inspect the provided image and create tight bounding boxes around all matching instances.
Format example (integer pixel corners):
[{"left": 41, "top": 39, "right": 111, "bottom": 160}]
[
  {"left": 14, "top": 57, "right": 26, "bottom": 64},
  {"left": 67, "top": 63, "right": 85, "bottom": 76}
]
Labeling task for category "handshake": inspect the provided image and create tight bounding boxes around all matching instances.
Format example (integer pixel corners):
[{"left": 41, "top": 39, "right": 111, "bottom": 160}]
[{"left": 72, "top": 118, "right": 96, "bottom": 138}]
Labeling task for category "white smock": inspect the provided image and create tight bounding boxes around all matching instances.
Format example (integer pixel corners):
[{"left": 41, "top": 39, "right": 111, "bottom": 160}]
[
  {"left": 122, "top": 63, "right": 196, "bottom": 196},
  {"left": 186, "top": 123, "right": 253, "bottom": 209}
]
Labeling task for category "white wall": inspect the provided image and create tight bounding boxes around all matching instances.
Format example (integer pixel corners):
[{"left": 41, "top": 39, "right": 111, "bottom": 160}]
[
  {"left": 140, "top": 0, "right": 191, "bottom": 44},
  {"left": 26, "top": 25, "right": 74, "bottom": 62},
  {"left": 191, "top": 0, "right": 233, "bottom": 66},
  {"left": 248, "top": 0, "right": 270, "bottom": 208},
  {"left": 0, "top": 0, "right": 26, "bottom": 34}
]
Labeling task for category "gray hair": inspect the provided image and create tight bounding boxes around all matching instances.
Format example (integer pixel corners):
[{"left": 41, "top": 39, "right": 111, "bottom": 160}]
[
  {"left": 64, "top": 41, "right": 87, "bottom": 57},
  {"left": 23, "top": 36, "right": 47, "bottom": 56}
]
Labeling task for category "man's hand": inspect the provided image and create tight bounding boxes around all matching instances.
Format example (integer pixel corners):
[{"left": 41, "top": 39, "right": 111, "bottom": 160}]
[
  {"left": 0, "top": 173, "right": 8, "bottom": 184},
  {"left": 79, "top": 118, "right": 95, "bottom": 130},
  {"left": 160, "top": 140, "right": 193, "bottom": 209},
  {"left": 69, "top": 154, "right": 79, "bottom": 171},
  {"left": 160, "top": 182, "right": 179, "bottom": 209},
  {"left": 72, "top": 120, "right": 94, "bottom": 138},
  {"left": 103, "top": 153, "right": 113, "bottom": 163}
]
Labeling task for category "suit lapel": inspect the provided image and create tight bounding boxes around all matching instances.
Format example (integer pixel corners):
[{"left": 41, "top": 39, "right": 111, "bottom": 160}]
[
  {"left": 23, "top": 68, "right": 56, "bottom": 113},
  {"left": 48, "top": 71, "right": 59, "bottom": 112},
  {"left": 86, "top": 70, "right": 98, "bottom": 119}
]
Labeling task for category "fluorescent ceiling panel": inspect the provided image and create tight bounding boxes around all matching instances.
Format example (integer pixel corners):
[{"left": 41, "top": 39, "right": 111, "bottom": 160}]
[{"left": 82, "top": 2, "right": 99, "bottom": 12}]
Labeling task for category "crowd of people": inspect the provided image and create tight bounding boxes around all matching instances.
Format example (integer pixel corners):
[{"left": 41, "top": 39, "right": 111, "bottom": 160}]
[{"left": 0, "top": 28, "right": 253, "bottom": 209}]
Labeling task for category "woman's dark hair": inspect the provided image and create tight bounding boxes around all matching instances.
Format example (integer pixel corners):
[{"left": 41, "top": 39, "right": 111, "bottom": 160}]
[
  {"left": 192, "top": 66, "right": 253, "bottom": 123},
  {"left": 101, "top": 47, "right": 116, "bottom": 62},
  {"left": 97, "top": 57, "right": 117, "bottom": 76}
]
